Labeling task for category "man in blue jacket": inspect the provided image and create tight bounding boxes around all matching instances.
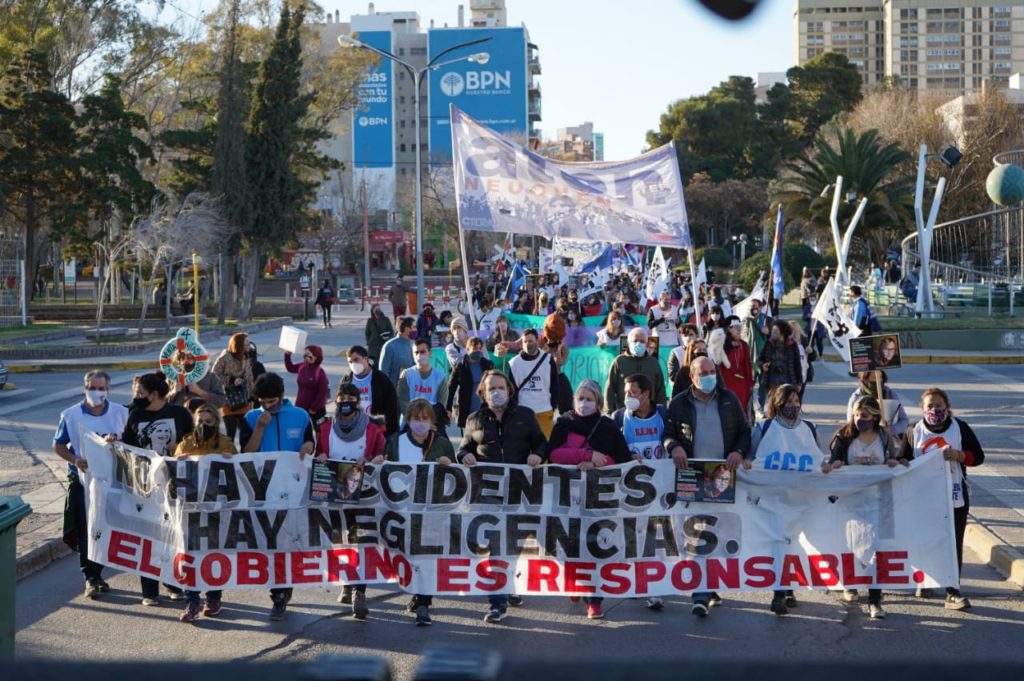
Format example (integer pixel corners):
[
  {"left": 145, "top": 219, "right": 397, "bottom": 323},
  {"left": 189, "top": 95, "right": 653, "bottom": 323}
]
[{"left": 240, "top": 372, "right": 314, "bottom": 621}]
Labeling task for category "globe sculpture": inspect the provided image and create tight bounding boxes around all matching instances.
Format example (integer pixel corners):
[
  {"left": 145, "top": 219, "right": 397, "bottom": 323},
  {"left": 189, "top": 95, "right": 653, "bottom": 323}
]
[{"left": 986, "top": 163, "right": 1024, "bottom": 206}]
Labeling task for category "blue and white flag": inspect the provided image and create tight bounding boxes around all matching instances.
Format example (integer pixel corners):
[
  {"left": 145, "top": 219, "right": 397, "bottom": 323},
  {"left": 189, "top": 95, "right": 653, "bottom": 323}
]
[
  {"left": 504, "top": 261, "right": 529, "bottom": 301},
  {"left": 451, "top": 106, "right": 692, "bottom": 249},
  {"left": 579, "top": 245, "right": 615, "bottom": 274},
  {"left": 770, "top": 205, "right": 785, "bottom": 299}
]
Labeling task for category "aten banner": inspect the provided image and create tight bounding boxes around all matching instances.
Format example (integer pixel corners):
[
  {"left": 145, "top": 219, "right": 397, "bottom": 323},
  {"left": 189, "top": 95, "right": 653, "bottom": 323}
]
[
  {"left": 428, "top": 26, "right": 528, "bottom": 160},
  {"left": 83, "top": 435, "right": 958, "bottom": 595},
  {"left": 353, "top": 30, "right": 394, "bottom": 168}
]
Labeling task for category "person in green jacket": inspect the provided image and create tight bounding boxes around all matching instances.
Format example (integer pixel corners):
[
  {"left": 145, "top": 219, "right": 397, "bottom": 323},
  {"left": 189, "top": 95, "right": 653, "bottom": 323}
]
[
  {"left": 382, "top": 398, "right": 454, "bottom": 626},
  {"left": 604, "top": 327, "right": 667, "bottom": 413}
]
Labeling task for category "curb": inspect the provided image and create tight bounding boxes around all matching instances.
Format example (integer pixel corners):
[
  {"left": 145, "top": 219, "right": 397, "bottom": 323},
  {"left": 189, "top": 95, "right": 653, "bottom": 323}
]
[
  {"left": 16, "top": 538, "right": 73, "bottom": 582},
  {"left": 825, "top": 354, "right": 1024, "bottom": 365},
  {"left": 964, "top": 522, "right": 1024, "bottom": 588}
]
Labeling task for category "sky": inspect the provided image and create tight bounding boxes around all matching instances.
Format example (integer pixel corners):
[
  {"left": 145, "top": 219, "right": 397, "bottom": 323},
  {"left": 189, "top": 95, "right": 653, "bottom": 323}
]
[{"left": 156, "top": 0, "right": 794, "bottom": 161}]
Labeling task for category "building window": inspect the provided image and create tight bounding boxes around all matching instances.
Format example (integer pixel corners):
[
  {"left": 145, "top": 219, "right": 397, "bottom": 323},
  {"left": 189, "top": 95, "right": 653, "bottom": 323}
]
[
  {"left": 401, "top": 167, "right": 407, "bottom": 175},
  {"left": 400, "top": 120, "right": 406, "bottom": 128},
  {"left": 410, "top": 47, "right": 426, "bottom": 56},
  {"left": 900, "top": 8, "right": 918, "bottom": 20},
  {"left": 399, "top": 144, "right": 406, "bottom": 152},
  {"left": 995, "top": 47, "right": 1012, "bottom": 57},
  {"left": 397, "top": 47, "right": 404, "bottom": 56}
]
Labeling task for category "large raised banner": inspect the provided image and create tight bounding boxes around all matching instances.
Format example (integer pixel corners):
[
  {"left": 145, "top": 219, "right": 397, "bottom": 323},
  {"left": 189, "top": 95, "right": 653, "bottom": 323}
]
[
  {"left": 451, "top": 106, "right": 692, "bottom": 249},
  {"left": 84, "top": 435, "right": 958, "bottom": 595}
]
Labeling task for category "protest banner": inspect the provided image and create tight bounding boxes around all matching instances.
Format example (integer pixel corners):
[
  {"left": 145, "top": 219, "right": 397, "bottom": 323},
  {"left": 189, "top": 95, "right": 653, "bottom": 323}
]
[
  {"left": 848, "top": 334, "right": 903, "bottom": 373},
  {"left": 84, "top": 435, "right": 958, "bottom": 596}
]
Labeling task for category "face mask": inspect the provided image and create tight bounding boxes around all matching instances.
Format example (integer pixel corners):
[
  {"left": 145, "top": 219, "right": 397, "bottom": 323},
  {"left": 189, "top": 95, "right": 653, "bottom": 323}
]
[
  {"left": 131, "top": 396, "right": 150, "bottom": 410},
  {"left": 416, "top": 353, "right": 430, "bottom": 366},
  {"left": 855, "top": 418, "right": 875, "bottom": 432},
  {"left": 338, "top": 401, "right": 358, "bottom": 417},
  {"left": 198, "top": 424, "right": 217, "bottom": 440},
  {"left": 523, "top": 342, "right": 537, "bottom": 355},
  {"left": 631, "top": 342, "right": 646, "bottom": 357},
  {"left": 924, "top": 408, "right": 948, "bottom": 426},
  {"left": 575, "top": 399, "right": 596, "bottom": 417},
  {"left": 469, "top": 351, "right": 483, "bottom": 362},
  {"left": 697, "top": 375, "right": 717, "bottom": 393},
  {"left": 568, "top": 314, "right": 577, "bottom": 321},
  {"left": 349, "top": 362, "right": 365, "bottom": 375},
  {"left": 409, "top": 421, "right": 431, "bottom": 437},
  {"left": 779, "top": 405, "right": 800, "bottom": 421},
  {"left": 497, "top": 322, "right": 508, "bottom": 331},
  {"left": 611, "top": 319, "right": 621, "bottom": 328},
  {"left": 770, "top": 331, "right": 781, "bottom": 341},
  {"left": 85, "top": 390, "right": 106, "bottom": 406},
  {"left": 624, "top": 396, "right": 641, "bottom": 412},
  {"left": 456, "top": 331, "right": 468, "bottom": 342},
  {"left": 264, "top": 401, "right": 282, "bottom": 413},
  {"left": 488, "top": 389, "right": 508, "bottom": 407}
]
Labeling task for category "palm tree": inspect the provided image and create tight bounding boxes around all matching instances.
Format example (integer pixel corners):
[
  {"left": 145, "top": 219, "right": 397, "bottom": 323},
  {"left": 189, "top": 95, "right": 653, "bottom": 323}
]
[{"left": 774, "top": 127, "right": 913, "bottom": 265}]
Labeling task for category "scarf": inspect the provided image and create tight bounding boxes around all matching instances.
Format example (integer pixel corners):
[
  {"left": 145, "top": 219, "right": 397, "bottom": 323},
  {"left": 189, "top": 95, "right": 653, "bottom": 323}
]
[{"left": 333, "top": 410, "right": 369, "bottom": 442}]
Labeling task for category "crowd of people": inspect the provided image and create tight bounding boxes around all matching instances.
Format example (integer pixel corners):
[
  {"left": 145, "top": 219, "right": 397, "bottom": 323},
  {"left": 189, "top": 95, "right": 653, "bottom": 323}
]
[{"left": 53, "top": 271, "right": 981, "bottom": 628}]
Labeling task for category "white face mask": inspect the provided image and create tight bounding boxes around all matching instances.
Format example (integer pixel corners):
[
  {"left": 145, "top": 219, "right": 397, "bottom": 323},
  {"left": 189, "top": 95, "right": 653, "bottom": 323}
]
[
  {"left": 85, "top": 389, "right": 107, "bottom": 406},
  {"left": 575, "top": 398, "right": 597, "bottom": 417},
  {"left": 416, "top": 353, "right": 430, "bottom": 366},
  {"left": 488, "top": 389, "right": 508, "bottom": 407},
  {"left": 349, "top": 362, "right": 365, "bottom": 375},
  {"left": 624, "top": 396, "right": 641, "bottom": 412}
]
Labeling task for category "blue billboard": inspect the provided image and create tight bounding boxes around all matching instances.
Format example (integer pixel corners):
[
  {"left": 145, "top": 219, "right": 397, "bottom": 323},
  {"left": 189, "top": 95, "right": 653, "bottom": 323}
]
[
  {"left": 427, "top": 27, "right": 527, "bottom": 160},
  {"left": 353, "top": 30, "right": 394, "bottom": 168}
]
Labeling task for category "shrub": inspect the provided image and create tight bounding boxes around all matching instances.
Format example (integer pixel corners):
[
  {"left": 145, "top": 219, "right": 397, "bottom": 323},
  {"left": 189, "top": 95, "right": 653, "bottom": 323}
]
[{"left": 692, "top": 246, "right": 733, "bottom": 268}]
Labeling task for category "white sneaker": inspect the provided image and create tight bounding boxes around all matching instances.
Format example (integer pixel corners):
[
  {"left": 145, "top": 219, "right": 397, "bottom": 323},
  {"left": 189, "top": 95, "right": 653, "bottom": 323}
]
[{"left": 645, "top": 597, "right": 664, "bottom": 611}]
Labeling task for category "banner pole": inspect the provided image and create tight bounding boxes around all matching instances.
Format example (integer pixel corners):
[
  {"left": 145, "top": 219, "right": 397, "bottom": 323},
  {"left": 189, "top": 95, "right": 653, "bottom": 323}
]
[
  {"left": 687, "top": 248, "right": 702, "bottom": 328},
  {"left": 458, "top": 226, "right": 477, "bottom": 333},
  {"left": 874, "top": 370, "right": 887, "bottom": 427}
]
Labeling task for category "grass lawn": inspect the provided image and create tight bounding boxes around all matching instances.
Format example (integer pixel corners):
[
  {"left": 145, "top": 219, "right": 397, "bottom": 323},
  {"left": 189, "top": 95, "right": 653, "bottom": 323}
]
[{"left": 0, "top": 322, "right": 74, "bottom": 341}]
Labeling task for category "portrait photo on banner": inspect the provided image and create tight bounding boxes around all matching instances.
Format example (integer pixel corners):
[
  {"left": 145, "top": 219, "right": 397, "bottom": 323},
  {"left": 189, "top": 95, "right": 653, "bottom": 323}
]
[
  {"left": 675, "top": 459, "right": 737, "bottom": 504},
  {"left": 309, "top": 460, "right": 365, "bottom": 504},
  {"left": 848, "top": 334, "right": 902, "bottom": 373}
]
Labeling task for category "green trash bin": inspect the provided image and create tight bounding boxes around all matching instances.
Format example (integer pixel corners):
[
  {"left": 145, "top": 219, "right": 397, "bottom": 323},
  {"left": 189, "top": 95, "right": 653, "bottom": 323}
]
[{"left": 0, "top": 496, "right": 32, "bottom": 659}]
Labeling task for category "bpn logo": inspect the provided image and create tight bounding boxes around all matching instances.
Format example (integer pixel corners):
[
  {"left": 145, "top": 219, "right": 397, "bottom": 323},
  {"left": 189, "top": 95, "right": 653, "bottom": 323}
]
[{"left": 440, "top": 73, "right": 465, "bottom": 97}]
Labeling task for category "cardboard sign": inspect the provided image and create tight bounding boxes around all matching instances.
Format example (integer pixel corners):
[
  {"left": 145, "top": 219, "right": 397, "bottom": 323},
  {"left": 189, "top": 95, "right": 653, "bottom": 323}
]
[
  {"left": 848, "top": 334, "right": 901, "bottom": 373},
  {"left": 675, "top": 459, "right": 736, "bottom": 504}
]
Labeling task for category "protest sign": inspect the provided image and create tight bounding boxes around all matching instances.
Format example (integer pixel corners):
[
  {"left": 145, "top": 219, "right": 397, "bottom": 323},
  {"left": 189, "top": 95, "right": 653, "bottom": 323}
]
[
  {"left": 84, "top": 435, "right": 958, "bottom": 596},
  {"left": 848, "top": 334, "right": 902, "bottom": 374},
  {"left": 675, "top": 460, "right": 736, "bottom": 504}
]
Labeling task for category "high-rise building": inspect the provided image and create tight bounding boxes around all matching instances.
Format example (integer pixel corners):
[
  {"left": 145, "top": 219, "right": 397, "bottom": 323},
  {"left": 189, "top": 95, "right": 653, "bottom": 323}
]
[
  {"left": 593, "top": 132, "right": 604, "bottom": 161},
  {"left": 794, "top": 1, "right": 1024, "bottom": 96},
  {"left": 312, "top": 2, "right": 541, "bottom": 217}
]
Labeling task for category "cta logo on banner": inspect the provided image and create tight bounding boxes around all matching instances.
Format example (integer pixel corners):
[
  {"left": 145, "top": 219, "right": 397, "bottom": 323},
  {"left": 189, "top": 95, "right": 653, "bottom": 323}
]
[
  {"left": 83, "top": 435, "right": 958, "bottom": 595},
  {"left": 353, "top": 31, "right": 393, "bottom": 168}
]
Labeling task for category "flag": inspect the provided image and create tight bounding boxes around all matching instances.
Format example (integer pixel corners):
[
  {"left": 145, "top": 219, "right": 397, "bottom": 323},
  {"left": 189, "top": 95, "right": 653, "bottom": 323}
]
[
  {"left": 732, "top": 274, "right": 766, "bottom": 321},
  {"left": 645, "top": 247, "right": 671, "bottom": 302},
  {"left": 451, "top": 106, "right": 691, "bottom": 249},
  {"left": 769, "top": 205, "right": 785, "bottom": 300},
  {"left": 692, "top": 257, "right": 708, "bottom": 293},
  {"left": 579, "top": 245, "right": 615, "bottom": 274},
  {"left": 504, "top": 261, "right": 529, "bottom": 302},
  {"left": 812, "top": 277, "right": 861, "bottom": 362}
]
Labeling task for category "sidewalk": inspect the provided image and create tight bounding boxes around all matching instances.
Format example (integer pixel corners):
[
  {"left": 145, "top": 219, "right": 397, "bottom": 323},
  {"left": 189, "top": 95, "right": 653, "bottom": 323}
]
[{"left": 7, "top": 309, "right": 1024, "bottom": 592}]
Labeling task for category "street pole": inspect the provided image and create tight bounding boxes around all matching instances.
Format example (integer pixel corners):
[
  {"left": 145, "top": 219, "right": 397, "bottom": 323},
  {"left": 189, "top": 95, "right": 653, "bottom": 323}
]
[
  {"left": 362, "top": 179, "right": 370, "bottom": 312},
  {"left": 413, "top": 70, "right": 425, "bottom": 307},
  {"left": 191, "top": 251, "right": 200, "bottom": 340}
]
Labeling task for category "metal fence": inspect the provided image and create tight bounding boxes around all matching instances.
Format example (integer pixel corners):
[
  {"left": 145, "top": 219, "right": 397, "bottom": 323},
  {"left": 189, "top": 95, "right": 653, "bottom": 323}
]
[{"left": 0, "top": 239, "right": 25, "bottom": 327}]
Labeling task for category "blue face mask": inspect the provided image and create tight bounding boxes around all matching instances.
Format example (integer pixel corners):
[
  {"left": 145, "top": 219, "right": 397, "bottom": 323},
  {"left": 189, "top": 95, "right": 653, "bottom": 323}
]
[
  {"left": 697, "top": 374, "right": 717, "bottom": 393},
  {"left": 631, "top": 342, "right": 646, "bottom": 357}
]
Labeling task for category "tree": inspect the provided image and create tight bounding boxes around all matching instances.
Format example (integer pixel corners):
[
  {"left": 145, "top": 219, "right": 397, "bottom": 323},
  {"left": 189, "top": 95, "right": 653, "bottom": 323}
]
[
  {"left": 0, "top": 48, "right": 78, "bottom": 295},
  {"left": 683, "top": 172, "right": 769, "bottom": 248},
  {"left": 239, "top": 1, "right": 310, "bottom": 320},
  {"left": 774, "top": 128, "right": 913, "bottom": 264},
  {"left": 785, "top": 52, "right": 863, "bottom": 145}
]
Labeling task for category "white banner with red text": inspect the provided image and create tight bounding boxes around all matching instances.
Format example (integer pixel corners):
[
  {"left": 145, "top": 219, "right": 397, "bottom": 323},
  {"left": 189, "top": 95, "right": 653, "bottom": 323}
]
[{"left": 82, "top": 434, "right": 958, "bottom": 595}]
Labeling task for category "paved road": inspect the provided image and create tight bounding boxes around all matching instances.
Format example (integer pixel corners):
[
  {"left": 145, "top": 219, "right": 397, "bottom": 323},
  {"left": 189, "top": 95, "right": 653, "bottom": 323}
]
[{"left": 6, "top": 315, "right": 1024, "bottom": 674}]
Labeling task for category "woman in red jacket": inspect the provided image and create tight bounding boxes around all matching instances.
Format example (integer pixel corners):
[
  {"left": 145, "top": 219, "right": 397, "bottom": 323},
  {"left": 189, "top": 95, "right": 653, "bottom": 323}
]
[
  {"left": 284, "top": 344, "right": 330, "bottom": 424},
  {"left": 315, "top": 383, "right": 386, "bottom": 618},
  {"left": 716, "top": 317, "right": 754, "bottom": 420}
]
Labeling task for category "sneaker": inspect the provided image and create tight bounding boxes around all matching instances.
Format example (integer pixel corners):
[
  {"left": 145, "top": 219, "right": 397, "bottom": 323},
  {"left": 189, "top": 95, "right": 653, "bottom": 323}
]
[
  {"left": 415, "top": 604, "right": 432, "bottom": 627},
  {"left": 842, "top": 589, "right": 859, "bottom": 603},
  {"left": 784, "top": 591, "right": 798, "bottom": 608},
  {"left": 915, "top": 587, "right": 934, "bottom": 599},
  {"left": 202, "top": 598, "right": 222, "bottom": 617},
  {"left": 166, "top": 590, "right": 185, "bottom": 602},
  {"left": 406, "top": 596, "right": 418, "bottom": 613},
  {"left": 141, "top": 596, "right": 161, "bottom": 607},
  {"left": 691, "top": 602, "right": 709, "bottom": 618},
  {"left": 338, "top": 585, "right": 353, "bottom": 605},
  {"left": 179, "top": 602, "right": 201, "bottom": 623},
  {"left": 483, "top": 606, "right": 507, "bottom": 624},
  {"left": 944, "top": 590, "right": 971, "bottom": 610},
  {"left": 352, "top": 590, "right": 369, "bottom": 620},
  {"left": 586, "top": 602, "right": 605, "bottom": 619},
  {"left": 94, "top": 578, "right": 111, "bottom": 593},
  {"left": 708, "top": 593, "right": 723, "bottom": 607},
  {"left": 507, "top": 594, "right": 524, "bottom": 607},
  {"left": 83, "top": 580, "right": 102, "bottom": 600},
  {"left": 269, "top": 597, "right": 288, "bottom": 621},
  {"left": 645, "top": 597, "right": 664, "bottom": 611},
  {"left": 869, "top": 602, "right": 886, "bottom": 619},
  {"left": 770, "top": 596, "right": 788, "bottom": 615}
]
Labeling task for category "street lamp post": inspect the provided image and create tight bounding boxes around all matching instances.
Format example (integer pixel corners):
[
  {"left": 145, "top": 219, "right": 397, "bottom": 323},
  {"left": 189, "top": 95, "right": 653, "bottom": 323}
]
[{"left": 338, "top": 34, "right": 490, "bottom": 306}]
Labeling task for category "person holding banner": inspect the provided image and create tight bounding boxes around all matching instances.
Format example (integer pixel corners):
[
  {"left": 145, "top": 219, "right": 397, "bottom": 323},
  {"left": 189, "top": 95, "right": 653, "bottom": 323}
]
[
  {"left": 823, "top": 395, "right": 899, "bottom": 619},
  {"left": 509, "top": 329, "right": 560, "bottom": 438},
  {"left": 664, "top": 356, "right": 752, "bottom": 618},
  {"left": 173, "top": 404, "right": 237, "bottom": 622},
  {"left": 53, "top": 370, "right": 129, "bottom": 601},
  {"left": 457, "top": 370, "right": 546, "bottom": 624},
  {"left": 604, "top": 327, "right": 667, "bottom": 415},
  {"left": 899, "top": 388, "right": 985, "bottom": 610},
  {"left": 340, "top": 346, "right": 400, "bottom": 436},
  {"left": 648, "top": 291, "right": 680, "bottom": 347},
  {"left": 548, "top": 379, "right": 631, "bottom": 620},
  {"left": 845, "top": 370, "right": 909, "bottom": 441},
  {"left": 750, "top": 384, "right": 824, "bottom": 616}
]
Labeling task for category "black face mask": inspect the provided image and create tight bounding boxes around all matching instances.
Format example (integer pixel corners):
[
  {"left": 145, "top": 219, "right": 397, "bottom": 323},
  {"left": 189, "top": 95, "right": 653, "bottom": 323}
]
[
  {"left": 338, "top": 401, "right": 358, "bottom": 417},
  {"left": 198, "top": 424, "right": 217, "bottom": 440},
  {"left": 132, "top": 396, "right": 150, "bottom": 411}
]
